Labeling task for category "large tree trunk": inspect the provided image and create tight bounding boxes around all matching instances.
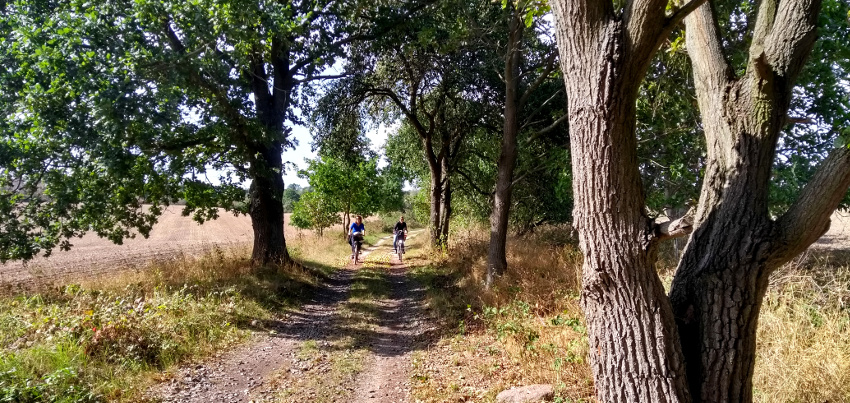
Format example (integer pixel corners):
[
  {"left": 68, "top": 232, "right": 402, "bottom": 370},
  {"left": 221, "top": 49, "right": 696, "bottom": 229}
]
[
  {"left": 245, "top": 42, "right": 295, "bottom": 267},
  {"left": 487, "top": 12, "right": 522, "bottom": 287},
  {"left": 551, "top": 1, "right": 704, "bottom": 401},
  {"left": 669, "top": 2, "right": 849, "bottom": 401},
  {"left": 248, "top": 143, "right": 292, "bottom": 266}
]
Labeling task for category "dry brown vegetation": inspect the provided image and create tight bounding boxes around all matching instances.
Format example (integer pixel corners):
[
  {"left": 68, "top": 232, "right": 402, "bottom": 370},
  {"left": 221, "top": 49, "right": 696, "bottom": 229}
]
[
  {"left": 0, "top": 208, "right": 370, "bottom": 292},
  {"left": 0, "top": 226, "right": 364, "bottom": 402},
  {"left": 411, "top": 224, "right": 850, "bottom": 403}
]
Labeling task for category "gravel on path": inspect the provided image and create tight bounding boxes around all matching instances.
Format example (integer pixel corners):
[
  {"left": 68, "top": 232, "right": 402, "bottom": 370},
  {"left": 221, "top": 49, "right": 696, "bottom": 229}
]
[{"left": 149, "top": 231, "right": 431, "bottom": 403}]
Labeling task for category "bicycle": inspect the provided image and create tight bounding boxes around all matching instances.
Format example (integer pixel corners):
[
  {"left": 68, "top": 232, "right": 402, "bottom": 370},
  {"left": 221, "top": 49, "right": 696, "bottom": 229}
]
[
  {"left": 395, "top": 231, "right": 406, "bottom": 262},
  {"left": 350, "top": 232, "right": 364, "bottom": 265}
]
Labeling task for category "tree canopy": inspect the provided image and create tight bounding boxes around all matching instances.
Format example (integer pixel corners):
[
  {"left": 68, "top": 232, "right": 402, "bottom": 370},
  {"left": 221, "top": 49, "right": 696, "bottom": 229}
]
[{"left": 0, "top": 0, "right": 428, "bottom": 263}]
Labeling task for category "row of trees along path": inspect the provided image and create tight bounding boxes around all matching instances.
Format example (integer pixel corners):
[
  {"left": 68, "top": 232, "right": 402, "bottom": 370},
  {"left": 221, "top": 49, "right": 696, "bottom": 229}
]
[{"left": 4, "top": 1, "right": 850, "bottom": 402}]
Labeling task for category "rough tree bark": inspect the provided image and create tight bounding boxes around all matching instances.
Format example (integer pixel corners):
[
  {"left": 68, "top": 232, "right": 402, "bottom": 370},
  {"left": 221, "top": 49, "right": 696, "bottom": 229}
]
[
  {"left": 248, "top": 144, "right": 291, "bottom": 265},
  {"left": 487, "top": 10, "right": 523, "bottom": 285},
  {"left": 246, "top": 40, "right": 295, "bottom": 266},
  {"left": 669, "top": 1, "right": 850, "bottom": 401},
  {"left": 550, "top": 0, "right": 705, "bottom": 401}
]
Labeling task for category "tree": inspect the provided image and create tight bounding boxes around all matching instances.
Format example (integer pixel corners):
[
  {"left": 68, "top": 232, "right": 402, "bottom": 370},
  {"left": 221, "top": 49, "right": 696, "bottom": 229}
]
[
  {"left": 551, "top": 0, "right": 850, "bottom": 401},
  {"left": 282, "top": 184, "right": 302, "bottom": 214},
  {"left": 290, "top": 190, "right": 340, "bottom": 237},
  {"left": 325, "top": 0, "right": 494, "bottom": 248},
  {"left": 671, "top": 0, "right": 850, "bottom": 400},
  {"left": 0, "top": 0, "right": 426, "bottom": 265},
  {"left": 550, "top": 0, "right": 710, "bottom": 401},
  {"left": 299, "top": 154, "right": 388, "bottom": 236},
  {"left": 486, "top": 0, "right": 568, "bottom": 286}
]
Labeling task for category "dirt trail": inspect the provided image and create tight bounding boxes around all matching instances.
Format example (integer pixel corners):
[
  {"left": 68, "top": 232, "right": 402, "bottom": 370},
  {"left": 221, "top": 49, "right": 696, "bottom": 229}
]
[
  {"left": 150, "top": 230, "right": 429, "bottom": 403},
  {"left": 350, "top": 246, "right": 429, "bottom": 403}
]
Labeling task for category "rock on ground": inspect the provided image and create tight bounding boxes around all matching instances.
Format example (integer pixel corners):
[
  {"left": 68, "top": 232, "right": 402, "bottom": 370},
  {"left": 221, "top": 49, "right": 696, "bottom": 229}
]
[{"left": 496, "top": 384, "right": 555, "bottom": 403}]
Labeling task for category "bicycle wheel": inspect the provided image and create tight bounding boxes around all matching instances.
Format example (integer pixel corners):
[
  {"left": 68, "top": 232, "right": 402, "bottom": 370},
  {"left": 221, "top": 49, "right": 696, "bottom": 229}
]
[{"left": 355, "top": 242, "right": 361, "bottom": 264}]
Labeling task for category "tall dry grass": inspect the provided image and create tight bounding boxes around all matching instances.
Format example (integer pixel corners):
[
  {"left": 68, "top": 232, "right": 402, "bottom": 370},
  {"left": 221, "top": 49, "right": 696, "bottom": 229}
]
[
  {"left": 413, "top": 225, "right": 850, "bottom": 402},
  {"left": 410, "top": 224, "right": 593, "bottom": 401},
  {"left": 751, "top": 251, "right": 850, "bottom": 403}
]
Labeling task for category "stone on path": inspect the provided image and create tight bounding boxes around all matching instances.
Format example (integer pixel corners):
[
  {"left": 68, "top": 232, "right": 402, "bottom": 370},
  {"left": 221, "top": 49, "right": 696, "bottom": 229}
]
[{"left": 496, "top": 384, "right": 555, "bottom": 403}]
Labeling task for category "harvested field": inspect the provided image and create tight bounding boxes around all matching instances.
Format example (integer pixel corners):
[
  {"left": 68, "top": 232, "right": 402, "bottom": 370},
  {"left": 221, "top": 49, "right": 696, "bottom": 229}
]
[
  {"left": 0, "top": 206, "right": 340, "bottom": 290},
  {"left": 3, "top": 208, "right": 849, "bottom": 290}
]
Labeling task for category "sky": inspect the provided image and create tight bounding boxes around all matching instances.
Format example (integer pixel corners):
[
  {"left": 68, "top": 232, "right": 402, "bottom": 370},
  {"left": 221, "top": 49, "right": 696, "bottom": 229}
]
[{"left": 281, "top": 121, "right": 396, "bottom": 188}]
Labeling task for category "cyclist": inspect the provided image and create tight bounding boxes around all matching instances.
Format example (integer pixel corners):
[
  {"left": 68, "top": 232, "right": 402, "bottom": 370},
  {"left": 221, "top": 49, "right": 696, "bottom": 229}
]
[
  {"left": 393, "top": 216, "right": 408, "bottom": 254},
  {"left": 349, "top": 215, "right": 366, "bottom": 260}
]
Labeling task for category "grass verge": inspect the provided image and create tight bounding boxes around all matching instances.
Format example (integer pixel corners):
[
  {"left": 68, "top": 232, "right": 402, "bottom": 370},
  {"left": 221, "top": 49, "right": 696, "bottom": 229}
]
[
  {"left": 0, "top": 231, "right": 358, "bottom": 402},
  {"left": 410, "top": 225, "right": 850, "bottom": 403}
]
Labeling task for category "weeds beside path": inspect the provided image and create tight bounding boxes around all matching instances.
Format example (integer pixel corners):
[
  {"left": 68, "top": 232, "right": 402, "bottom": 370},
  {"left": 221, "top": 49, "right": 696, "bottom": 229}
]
[{"left": 150, "top": 229, "right": 431, "bottom": 403}]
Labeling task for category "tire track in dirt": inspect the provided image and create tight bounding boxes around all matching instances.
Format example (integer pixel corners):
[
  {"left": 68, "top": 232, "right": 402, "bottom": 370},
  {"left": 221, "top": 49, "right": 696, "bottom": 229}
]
[
  {"left": 349, "top": 245, "right": 430, "bottom": 403},
  {"left": 149, "top": 230, "right": 430, "bottom": 402},
  {"left": 150, "top": 265, "right": 356, "bottom": 402}
]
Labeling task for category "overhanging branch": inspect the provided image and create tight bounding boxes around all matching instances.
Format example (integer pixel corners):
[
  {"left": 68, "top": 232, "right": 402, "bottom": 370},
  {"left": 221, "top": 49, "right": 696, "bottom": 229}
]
[{"left": 772, "top": 146, "right": 850, "bottom": 266}]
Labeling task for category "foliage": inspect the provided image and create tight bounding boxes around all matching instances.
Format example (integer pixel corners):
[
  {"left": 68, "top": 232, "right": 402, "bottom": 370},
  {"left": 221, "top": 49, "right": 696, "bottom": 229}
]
[
  {"left": 768, "top": 0, "right": 850, "bottom": 215},
  {"left": 0, "top": 0, "right": 426, "bottom": 262},
  {"left": 638, "top": 0, "right": 850, "bottom": 218},
  {"left": 290, "top": 190, "right": 341, "bottom": 236},
  {"left": 0, "top": 245, "right": 321, "bottom": 402},
  {"left": 282, "top": 184, "right": 303, "bottom": 214},
  {"left": 636, "top": 35, "right": 704, "bottom": 215}
]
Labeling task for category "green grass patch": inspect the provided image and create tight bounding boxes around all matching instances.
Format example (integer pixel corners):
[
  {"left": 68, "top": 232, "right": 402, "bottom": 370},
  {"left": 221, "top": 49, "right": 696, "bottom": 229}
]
[{"left": 0, "top": 245, "right": 329, "bottom": 402}]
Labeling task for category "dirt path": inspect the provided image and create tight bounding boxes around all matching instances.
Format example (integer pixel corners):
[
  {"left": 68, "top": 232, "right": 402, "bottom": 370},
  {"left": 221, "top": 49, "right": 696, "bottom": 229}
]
[
  {"left": 349, "top": 245, "right": 428, "bottom": 403},
  {"left": 150, "top": 230, "right": 429, "bottom": 403}
]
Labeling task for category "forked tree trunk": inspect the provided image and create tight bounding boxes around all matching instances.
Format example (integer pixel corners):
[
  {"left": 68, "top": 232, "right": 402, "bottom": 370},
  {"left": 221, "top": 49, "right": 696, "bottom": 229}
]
[
  {"left": 248, "top": 143, "right": 292, "bottom": 266},
  {"left": 553, "top": 0, "right": 849, "bottom": 401},
  {"left": 669, "top": 2, "right": 850, "bottom": 401},
  {"left": 487, "top": 11, "right": 522, "bottom": 286}
]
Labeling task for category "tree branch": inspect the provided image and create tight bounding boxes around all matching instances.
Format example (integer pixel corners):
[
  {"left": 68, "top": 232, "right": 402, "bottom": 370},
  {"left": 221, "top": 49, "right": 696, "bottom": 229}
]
[
  {"left": 662, "top": 0, "right": 708, "bottom": 36},
  {"left": 518, "top": 50, "right": 558, "bottom": 110},
  {"left": 158, "top": 17, "right": 252, "bottom": 146},
  {"left": 772, "top": 146, "right": 850, "bottom": 266},
  {"left": 162, "top": 19, "right": 186, "bottom": 54},
  {"left": 655, "top": 207, "right": 695, "bottom": 241},
  {"left": 624, "top": 0, "right": 673, "bottom": 62},
  {"left": 684, "top": 1, "right": 734, "bottom": 93},
  {"left": 271, "top": 35, "right": 291, "bottom": 123},
  {"left": 455, "top": 168, "right": 492, "bottom": 197},
  {"left": 526, "top": 113, "right": 569, "bottom": 144},
  {"left": 521, "top": 88, "right": 564, "bottom": 130},
  {"left": 293, "top": 73, "right": 352, "bottom": 84},
  {"left": 748, "top": 0, "right": 778, "bottom": 67},
  {"left": 762, "top": 0, "right": 821, "bottom": 83}
]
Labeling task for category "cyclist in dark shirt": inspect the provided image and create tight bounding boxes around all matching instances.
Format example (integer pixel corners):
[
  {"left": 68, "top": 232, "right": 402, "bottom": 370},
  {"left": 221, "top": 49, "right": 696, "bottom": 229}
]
[{"left": 393, "top": 216, "right": 407, "bottom": 254}]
